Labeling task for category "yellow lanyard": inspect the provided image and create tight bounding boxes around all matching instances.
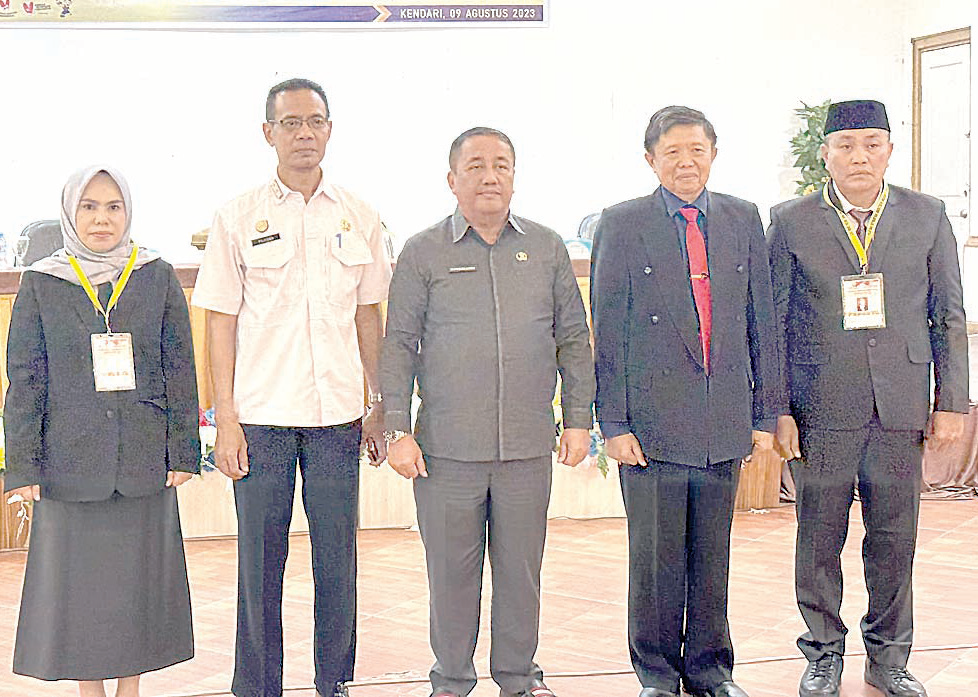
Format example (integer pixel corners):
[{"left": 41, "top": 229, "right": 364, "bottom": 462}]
[
  {"left": 68, "top": 246, "right": 140, "bottom": 333},
  {"left": 822, "top": 182, "right": 889, "bottom": 273}
]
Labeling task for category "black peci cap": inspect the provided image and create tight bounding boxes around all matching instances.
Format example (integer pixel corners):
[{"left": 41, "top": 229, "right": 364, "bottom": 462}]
[{"left": 824, "top": 100, "right": 890, "bottom": 135}]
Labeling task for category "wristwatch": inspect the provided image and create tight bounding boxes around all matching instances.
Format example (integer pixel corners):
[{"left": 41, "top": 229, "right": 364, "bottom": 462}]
[{"left": 384, "top": 429, "right": 409, "bottom": 445}]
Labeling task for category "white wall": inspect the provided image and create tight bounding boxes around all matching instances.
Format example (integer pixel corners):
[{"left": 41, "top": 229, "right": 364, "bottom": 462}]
[{"left": 0, "top": 1, "right": 971, "bottom": 263}]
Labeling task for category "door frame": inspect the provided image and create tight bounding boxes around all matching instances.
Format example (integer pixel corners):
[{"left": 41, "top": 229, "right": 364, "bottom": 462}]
[{"left": 911, "top": 26, "right": 970, "bottom": 191}]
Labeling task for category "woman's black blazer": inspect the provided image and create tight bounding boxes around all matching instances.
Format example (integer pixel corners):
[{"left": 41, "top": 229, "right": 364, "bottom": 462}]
[{"left": 3, "top": 259, "right": 201, "bottom": 501}]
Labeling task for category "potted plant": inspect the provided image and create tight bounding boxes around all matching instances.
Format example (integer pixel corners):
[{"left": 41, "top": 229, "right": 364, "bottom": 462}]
[{"left": 790, "top": 99, "right": 832, "bottom": 196}]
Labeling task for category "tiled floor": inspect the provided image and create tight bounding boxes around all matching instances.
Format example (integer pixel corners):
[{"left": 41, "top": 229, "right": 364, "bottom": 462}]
[{"left": 1, "top": 499, "right": 976, "bottom": 697}]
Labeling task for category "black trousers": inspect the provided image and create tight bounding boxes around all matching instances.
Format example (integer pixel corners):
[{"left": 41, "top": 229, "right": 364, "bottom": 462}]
[
  {"left": 793, "top": 419, "right": 923, "bottom": 667},
  {"left": 619, "top": 458, "right": 739, "bottom": 694},
  {"left": 231, "top": 422, "right": 361, "bottom": 697}
]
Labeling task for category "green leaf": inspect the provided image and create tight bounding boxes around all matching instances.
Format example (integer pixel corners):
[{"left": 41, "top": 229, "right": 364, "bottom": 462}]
[{"left": 790, "top": 99, "right": 832, "bottom": 197}]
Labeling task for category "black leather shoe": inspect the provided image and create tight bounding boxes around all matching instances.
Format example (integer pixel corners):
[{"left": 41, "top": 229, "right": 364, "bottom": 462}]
[
  {"left": 639, "top": 688, "right": 679, "bottom": 697},
  {"left": 687, "top": 681, "right": 749, "bottom": 697},
  {"left": 500, "top": 678, "right": 557, "bottom": 697},
  {"left": 316, "top": 685, "right": 351, "bottom": 697},
  {"left": 864, "top": 660, "right": 927, "bottom": 697},
  {"left": 800, "top": 653, "right": 843, "bottom": 697}
]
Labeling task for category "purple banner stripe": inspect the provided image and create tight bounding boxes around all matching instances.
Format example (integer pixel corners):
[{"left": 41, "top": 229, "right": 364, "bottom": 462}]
[{"left": 187, "top": 5, "right": 380, "bottom": 22}]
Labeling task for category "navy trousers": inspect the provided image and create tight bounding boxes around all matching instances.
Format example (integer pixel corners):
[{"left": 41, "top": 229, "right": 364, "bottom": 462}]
[{"left": 231, "top": 422, "right": 360, "bottom": 697}]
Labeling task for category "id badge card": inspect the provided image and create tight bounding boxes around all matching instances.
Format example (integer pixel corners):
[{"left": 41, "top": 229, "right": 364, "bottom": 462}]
[
  {"left": 91, "top": 332, "right": 136, "bottom": 392},
  {"left": 841, "top": 273, "right": 886, "bottom": 330}
]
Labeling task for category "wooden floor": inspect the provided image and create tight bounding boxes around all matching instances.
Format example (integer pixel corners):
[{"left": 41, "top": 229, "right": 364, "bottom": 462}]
[{"left": 0, "top": 499, "right": 976, "bottom": 697}]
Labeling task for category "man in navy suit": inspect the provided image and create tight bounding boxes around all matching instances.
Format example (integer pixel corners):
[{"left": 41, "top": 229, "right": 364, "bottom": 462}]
[{"left": 591, "top": 106, "right": 781, "bottom": 697}]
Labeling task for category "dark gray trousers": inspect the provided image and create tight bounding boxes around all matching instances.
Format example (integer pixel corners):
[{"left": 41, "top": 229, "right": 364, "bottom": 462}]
[
  {"left": 793, "top": 419, "right": 923, "bottom": 667},
  {"left": 414, "top": 454, "right": 552, "bottom": 697}
]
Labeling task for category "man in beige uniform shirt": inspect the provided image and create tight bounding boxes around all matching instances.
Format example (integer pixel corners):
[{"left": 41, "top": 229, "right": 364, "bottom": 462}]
[{"left": 192, "top": 78, "right": 391, "bottom": 697}]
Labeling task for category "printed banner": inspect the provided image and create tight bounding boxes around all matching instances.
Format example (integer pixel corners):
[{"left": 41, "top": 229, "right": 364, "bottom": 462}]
[{"left": 0, "top": 0, "right": 547, "bottom": 26}]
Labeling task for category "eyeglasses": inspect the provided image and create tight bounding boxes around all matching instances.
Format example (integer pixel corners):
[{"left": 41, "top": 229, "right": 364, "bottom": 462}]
[{"left": 267, "top": 116, "right": 329, "bottom": 132}]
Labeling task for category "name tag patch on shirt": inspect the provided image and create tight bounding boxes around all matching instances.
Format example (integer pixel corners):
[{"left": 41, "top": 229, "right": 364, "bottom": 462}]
[
  {"left": 251, "top": 232, "right": 281, "bottom": 246},
  {"left": 449, "top": 266, "right": 477, "bottom": 273}
]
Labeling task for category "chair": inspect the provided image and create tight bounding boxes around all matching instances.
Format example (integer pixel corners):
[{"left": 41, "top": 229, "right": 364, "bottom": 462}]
[
  {"left": 15, "top": 220, "right": 62, "bottom": 267},
  {"left": 577, "top": 212, "right": 602, "bottom": 241}
]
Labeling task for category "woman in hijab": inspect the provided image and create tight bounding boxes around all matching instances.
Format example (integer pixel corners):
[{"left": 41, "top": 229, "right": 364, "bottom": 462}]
[{"left": 3, "top": 166, "right": 200, "bottom": 697}]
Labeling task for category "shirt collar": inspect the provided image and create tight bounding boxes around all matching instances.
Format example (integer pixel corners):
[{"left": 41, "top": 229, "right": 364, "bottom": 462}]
[
  {"left": 450, "top": 207, "right": 526, "bottom": 243},
  {"left": 661, "top": 186, "right": 710, "bottom": 218},
  {"left": 831, "top": 179, "right": 885, "bottom": 214},
  {"left": 270, "top": 169, "right": 336, "bottom": 204}
]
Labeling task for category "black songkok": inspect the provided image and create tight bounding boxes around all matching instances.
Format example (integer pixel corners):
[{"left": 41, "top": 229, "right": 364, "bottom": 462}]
[{"left": 824, "top": 100, "right": 890, "bottom": 135}]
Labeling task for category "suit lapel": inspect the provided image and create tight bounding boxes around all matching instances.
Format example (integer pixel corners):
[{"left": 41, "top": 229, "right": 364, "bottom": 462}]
[
  {"left": 106, "top": 270, "right": 141, "bottom": 331},
  {"left": 68, "top": 281, "right": 103, "bottom": 331},
  {"left": 640, "top": 189, "right": 704, "bottom": 370},
  {"left": 865, "top": 185, "right": 898, "bottom": 270},
  {"left": 819, "top": 188, "right": 862, "bottom": 271},
  {"left": 702, "top": 192, "right": 737, "bottom": 366}
]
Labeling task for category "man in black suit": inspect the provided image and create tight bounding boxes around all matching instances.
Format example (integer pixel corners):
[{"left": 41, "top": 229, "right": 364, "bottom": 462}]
[
  {"left": 591, "top": 105, "right": 781, "bottom": 697},
  {"left": 768, "top": 100, "right": 968, "bottom": 697}
]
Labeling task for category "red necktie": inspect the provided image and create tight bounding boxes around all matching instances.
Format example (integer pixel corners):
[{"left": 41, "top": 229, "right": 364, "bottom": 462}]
[
  {"left": 849, "top": 208, "right": 871, "bottom": 244},
  {"left": 680, "top": 206, "right": 711, "bottom": 373}
]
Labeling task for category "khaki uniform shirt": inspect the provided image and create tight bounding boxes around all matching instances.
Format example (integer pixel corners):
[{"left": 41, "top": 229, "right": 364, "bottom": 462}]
[{"left": 193, "top": 175, "right": 392, "bottom": 427}]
